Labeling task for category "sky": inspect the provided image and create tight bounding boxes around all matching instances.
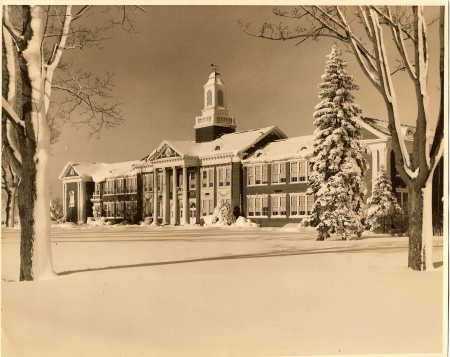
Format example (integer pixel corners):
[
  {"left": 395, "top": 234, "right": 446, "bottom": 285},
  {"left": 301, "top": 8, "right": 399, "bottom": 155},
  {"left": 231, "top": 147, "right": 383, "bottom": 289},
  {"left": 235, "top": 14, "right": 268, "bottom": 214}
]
[{"left": 50, "top": 5, "right": 442, "bottom": 198}]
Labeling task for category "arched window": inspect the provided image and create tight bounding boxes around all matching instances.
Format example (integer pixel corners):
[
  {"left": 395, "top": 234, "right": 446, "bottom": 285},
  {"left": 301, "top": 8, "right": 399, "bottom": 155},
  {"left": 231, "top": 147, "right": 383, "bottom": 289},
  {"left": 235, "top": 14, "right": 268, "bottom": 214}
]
[
  {"left": 69, "top": 191, "right": 75, "bottom": 207},
  {"left": 218, "top": 90, "right": 224, "bottom": 106},
  {"left": 207, "top": 90, "right": 212, "bottom": 106}
]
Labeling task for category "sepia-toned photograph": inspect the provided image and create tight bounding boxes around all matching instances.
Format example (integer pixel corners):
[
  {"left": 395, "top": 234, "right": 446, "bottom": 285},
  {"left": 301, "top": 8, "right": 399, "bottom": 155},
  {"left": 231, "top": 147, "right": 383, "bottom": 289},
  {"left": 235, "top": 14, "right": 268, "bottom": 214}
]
[{"left": 1, "top": 3, "right": 447, "bottom": 356}]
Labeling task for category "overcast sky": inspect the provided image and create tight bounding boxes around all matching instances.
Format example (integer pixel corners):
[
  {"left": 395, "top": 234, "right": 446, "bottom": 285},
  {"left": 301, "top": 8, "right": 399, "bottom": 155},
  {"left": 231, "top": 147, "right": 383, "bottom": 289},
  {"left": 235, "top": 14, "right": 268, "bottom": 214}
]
[{"left": 51, "top": 5, "right": 441, "bottom": 198}]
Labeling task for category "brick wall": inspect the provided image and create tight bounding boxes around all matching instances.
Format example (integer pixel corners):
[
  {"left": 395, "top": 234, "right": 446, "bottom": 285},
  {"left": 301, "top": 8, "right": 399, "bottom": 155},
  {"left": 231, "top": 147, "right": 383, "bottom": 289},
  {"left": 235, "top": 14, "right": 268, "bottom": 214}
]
[
  {"left": 195, "top": 126, "right": 235, "bottom": 143},
  {"left": 231, "top": 162, "right": 243, "bottom": 216}
]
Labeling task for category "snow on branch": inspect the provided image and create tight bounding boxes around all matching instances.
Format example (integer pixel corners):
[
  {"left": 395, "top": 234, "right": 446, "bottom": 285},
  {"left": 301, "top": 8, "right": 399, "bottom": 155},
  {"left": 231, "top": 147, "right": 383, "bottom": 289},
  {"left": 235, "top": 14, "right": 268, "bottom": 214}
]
[{"left": 2, "top": 97, "right": 23, "bottom": 128}]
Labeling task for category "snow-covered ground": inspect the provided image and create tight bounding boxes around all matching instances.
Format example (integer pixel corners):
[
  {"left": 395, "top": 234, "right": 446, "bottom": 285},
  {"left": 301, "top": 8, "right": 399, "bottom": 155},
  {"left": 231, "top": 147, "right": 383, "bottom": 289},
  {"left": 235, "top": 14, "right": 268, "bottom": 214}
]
[{"left": 1, "top": 226, "right": 446, "bottom": 357}]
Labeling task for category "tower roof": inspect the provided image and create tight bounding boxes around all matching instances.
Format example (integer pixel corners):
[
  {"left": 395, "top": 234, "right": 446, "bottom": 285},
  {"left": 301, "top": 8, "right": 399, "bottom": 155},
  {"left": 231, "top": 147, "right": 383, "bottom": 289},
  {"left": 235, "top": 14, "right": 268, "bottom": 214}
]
[{"left": 204, "top": 71, "right": 225, "bottom": 86}]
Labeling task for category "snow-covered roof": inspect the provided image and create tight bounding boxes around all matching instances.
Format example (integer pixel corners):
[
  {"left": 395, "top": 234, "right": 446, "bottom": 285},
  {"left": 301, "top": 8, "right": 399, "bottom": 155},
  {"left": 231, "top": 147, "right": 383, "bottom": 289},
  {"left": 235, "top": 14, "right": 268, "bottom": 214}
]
[
  {"left": 243, "top": 135, "right": 315, "bottom": 164},
  {"left": 360, "top": 117, "right": 416, "bottom": 141},
  {"left": 141, "top": 126, "right": 287, "bottom": 162},
  {"left": 59, "top": 160, "right": 139, "bottom": 182}
]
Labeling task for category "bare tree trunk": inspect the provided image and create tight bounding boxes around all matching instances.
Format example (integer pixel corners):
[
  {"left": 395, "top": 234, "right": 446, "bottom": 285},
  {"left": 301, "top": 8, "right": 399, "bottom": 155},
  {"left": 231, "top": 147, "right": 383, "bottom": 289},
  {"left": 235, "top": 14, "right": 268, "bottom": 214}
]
[
  {"left": 4, "top": 187, "right": 12, "bottom": 226},
  {"left": 6, "top": 186, "right": 17, "bottom": 227},
  {"left": 15, "top": 6, "right": 55, "bottom": 281},
  {"left": 408, "top": 184, "right": 424, "bottom": 270}
]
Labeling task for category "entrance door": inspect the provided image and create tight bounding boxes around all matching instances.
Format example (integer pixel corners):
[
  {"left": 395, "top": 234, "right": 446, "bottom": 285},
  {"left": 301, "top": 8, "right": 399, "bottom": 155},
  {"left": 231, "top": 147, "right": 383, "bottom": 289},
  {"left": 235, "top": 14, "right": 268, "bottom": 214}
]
[{"left": 189, "top": 202, "right": 196, "bottom": 225}]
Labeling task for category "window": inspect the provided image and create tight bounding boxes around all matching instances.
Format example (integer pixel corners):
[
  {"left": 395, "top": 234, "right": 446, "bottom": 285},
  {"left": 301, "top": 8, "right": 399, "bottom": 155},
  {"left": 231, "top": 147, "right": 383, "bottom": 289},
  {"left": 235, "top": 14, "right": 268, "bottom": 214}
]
[
  {"left": 116, "top": 201, "right": 124, "bottom": 216},
  {"left": 218, "top": 166, "right": 231, "bottom": 187},
  {"left": 125, "top": 200, "right": 137, "bottom": 211},
  {"left": 290, "top": 161, "right": 309, "bottom": 183},
  {"left": 247, "top": 165, "right": 268, "bottom": 186},
  {"left": 290, "top": 193, "right": 314, "bottom": 216},
  {"left": 143, "top": 174, "right": 153, "bottom": 192},
  {"left": 103, "top": 202, "right": 115, "bottom": 217},
  {"left": 175, "top": 171, "right": 184, "bottom": 192},
  {"left": 202, "top": 199, "right": 214, "bottom": 216},
  {"left": 395, "top": 189, "right": 408, "bottom": 209},
  {"left": 272, "top": 163, "right": 286, "bottom": 184},
  {"left": 247, "top": 195, "right": 268, "bottom": 217},
  {"left": 218, "top": 90, "right": 224, "bottom": 106},
  {"left": 157, "top": 172, "right": 163, "bottom": 191},
  {"left": 116, "top": 179, "right": 125, "bottom": 194},
  {"left": 125, "top": 177, "right": 137, "bottom": 193},
  {"left": 201, "top": 168, "right": 214, "bottom": 188},
  {"left": 105, "top": 180, "right": 115, "bottom": 195},
  {"left": 202, "top": 171, "right": 207, "bottom": 187},
  {"left": 271, "top": 195, "right": 287, "bottom": 217},
  {"left": 94, "top": 183, "right": 101, "bottom": 196},
  {"left": 207, "top": 90, "right": 212, "bottom": 106},
  {"left": 189, "top": 172, "right": 196, "bottom": 189},
  {"left": 69, "top": 191, "right": 75, "bottom": 207},
  {"left": 307, "top": 195, "right": 314, "bottom": 214}
]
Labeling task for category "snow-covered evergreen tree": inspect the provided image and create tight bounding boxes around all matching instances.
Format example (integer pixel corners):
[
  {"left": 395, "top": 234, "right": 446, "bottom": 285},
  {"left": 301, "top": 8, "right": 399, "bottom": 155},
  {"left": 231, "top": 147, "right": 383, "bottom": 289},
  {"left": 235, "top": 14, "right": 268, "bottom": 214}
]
[
  {"left": 308, "top": 45, "right": 368, "bottom": 241},
  {"left": 366, "top": 166, "right": 402, "bottom": 233}
]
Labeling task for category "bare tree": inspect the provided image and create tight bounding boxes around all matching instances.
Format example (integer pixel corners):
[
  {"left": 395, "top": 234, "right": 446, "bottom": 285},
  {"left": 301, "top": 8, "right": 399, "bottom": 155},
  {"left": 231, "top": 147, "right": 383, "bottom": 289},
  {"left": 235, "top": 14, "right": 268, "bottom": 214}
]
[
  {"left": 2, "top": 5, "right": 144, "bottom": 280},
  {"left": 2, "top": 153, "right": 20, "bottom": 227},
  {"left": 239, "top": 5, "right": 445, "bottom": 271}
]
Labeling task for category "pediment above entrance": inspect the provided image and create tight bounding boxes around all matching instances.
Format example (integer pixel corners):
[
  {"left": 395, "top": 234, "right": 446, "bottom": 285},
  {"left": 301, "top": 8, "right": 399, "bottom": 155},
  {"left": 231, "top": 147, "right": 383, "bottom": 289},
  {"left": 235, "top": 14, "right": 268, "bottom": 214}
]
[{"left": 148, "top": 143, "right": 181, "bottom": 161}]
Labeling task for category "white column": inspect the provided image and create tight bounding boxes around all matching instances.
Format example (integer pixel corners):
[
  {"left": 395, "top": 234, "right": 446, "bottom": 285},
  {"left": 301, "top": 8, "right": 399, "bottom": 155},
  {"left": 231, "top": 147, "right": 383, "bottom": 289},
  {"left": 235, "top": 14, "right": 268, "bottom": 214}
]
[
  {"left": 182, "top": 166, "right": 188, "bottom": 225},
  {"left": 381, "top": 147, "right": 387, "bottom": 169},
  {"left": 163, "top": 168, "right": 169, "bottom": 225},
  {"left": 152, "top": 170, "right": 158, "bottom": 225},
  {"left": 172, "top": 167, "right": 178, "bottom": 225},
  {"left": 63, "top": 183, "right": 66, "bottom": 217},
  {"left": 77, "top": 181, "right": 81, "bottom": 223},
  {"left": 79, "top": 181, "right": 86, "bottom": 222},
  {"left": 371, "top": 148, "right": 378, "bottom": 180},
  {"left": 195, "top": 167, "right": 201, "bottom": 224}
]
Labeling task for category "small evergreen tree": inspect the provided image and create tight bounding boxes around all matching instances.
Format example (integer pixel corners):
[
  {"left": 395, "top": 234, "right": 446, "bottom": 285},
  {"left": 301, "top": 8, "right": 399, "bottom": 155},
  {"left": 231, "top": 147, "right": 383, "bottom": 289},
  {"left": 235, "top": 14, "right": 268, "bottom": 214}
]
[
  {"left": 367, "top": 167, "right": 403, "bottom": 234},
  {"left": 213, "top": 199, "right": 236, "bottom": 226},
  {"left": 308, "top": 45, "right": 368, "bottom": 241}
]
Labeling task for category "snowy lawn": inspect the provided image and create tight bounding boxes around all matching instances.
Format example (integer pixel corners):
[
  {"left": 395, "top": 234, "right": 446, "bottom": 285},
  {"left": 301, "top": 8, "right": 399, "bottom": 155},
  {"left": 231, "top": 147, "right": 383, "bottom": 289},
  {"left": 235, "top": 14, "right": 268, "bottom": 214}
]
[{"left": 2, "top": 225, "right": 445, "bottom": 357}]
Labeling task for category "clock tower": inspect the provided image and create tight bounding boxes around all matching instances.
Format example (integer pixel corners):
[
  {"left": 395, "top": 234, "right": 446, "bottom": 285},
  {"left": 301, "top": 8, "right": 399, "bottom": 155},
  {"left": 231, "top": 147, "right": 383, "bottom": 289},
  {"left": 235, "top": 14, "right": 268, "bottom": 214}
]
[{"left": 194, "top": 69, "right": 236, "bottom": 143}]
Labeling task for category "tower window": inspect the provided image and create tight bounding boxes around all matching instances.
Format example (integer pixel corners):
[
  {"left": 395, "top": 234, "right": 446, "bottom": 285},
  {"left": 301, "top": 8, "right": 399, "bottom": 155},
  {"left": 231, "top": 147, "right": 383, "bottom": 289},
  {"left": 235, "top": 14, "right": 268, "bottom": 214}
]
[
  {"left": 218, "top": 90, "right": 224, "bottom": 106},
  {"left": 207, "top": 90, "right": 212, "bottom": 106}
]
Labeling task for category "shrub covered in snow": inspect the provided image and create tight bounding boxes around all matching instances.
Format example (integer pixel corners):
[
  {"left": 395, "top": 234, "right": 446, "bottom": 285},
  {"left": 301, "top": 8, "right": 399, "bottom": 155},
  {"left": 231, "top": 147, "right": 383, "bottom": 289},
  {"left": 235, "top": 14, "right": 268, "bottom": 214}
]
[
  {"left": 212, "top": 199, "right": 236, "bottom": 226},
  {"left": 87, "top": 217, "right": 108, "bottom": 226},
  {"left": 117, "top": 200, "right": 139, "bottom": 225},
  {"left": 140, "top": 217, "right": 153, "bottom": 226},
  {"left": 308, "top": 45, "right": 368, "bottom": 241},
  {"left": 235, "top": 216, "right": 259, "bottom": 228},
  {"left": 366, "top": 167, "right": 403, "bottom": 234}
]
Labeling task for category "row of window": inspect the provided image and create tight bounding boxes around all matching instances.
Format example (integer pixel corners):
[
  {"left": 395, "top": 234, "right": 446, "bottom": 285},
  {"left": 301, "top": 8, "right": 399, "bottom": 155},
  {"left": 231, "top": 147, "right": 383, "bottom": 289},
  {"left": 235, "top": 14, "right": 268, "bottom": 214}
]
[
  {"left": 103, "top": 201, "right": 137, "bottom": 217},
  {"left": 247, "top": 161, "right": 309, "bottom": 186},
  {"left": 142, "top": 167, "right": 232, "bottom": 193},
  {"left": 101, "top": 177, "right": 137, "bottom": 195},
  {"left": 247, "top": 193, "right": 314, "bottom": 218}
]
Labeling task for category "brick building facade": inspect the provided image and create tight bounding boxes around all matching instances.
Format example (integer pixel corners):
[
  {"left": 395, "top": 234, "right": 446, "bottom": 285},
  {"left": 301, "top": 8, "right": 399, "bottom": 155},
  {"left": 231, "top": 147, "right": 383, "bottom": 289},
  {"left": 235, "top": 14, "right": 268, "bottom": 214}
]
[{"left": 59, "top": 71, "right": 428, "bottom": 226}]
